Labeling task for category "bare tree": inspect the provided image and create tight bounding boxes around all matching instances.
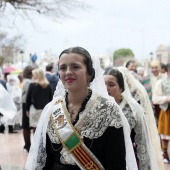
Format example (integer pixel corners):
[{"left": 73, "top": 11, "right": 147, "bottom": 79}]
[
  {"left": 0, "top": 31, "right": 24, "bottom": 66},
  {"left": 0, "top": 0, "right": 89, "bottom": 20}
]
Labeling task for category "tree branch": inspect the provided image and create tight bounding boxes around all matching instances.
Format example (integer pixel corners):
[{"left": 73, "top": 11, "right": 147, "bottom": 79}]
[{"left": 1, "top": 0, "right": 89, "bottom": 20}]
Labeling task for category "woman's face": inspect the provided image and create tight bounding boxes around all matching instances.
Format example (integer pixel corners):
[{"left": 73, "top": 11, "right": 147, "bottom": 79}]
[
  {"left": 127, "top": 62, "right": 136, "bottom": 72},
  {"left": 58, "top": 53, "right": 90, "bottom": 92},
  {"left": 32, "top": 72, "right": 37, "bottom": 80},
  {"left": 104, "top": 75, "right": 123, "bottom": 103}
]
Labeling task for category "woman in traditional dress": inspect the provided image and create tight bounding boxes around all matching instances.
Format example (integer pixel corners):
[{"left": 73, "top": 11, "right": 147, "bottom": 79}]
[
  {"left": 152, "top": 63, "right": 170, "bottom": 164},
  {"left": 25, "top": 47, "right": 137, "bottom": 170},
  {"left": 117, "top": 66, "right": 165, "bottom": 170},
  {"left": 104, "top": 67, "right": 160, "bottom": 170}
]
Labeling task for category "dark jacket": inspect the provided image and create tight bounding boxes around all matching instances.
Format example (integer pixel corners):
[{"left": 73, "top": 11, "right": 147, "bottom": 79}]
[
  {"left": 45, "top": 73, "right": 59, "bottom": 95},
  {"left": 0, "top": 79, "right": 7, "bottom": 89},
  {"left": 26, "top": 83, "right": 53, "bottom": 111}
]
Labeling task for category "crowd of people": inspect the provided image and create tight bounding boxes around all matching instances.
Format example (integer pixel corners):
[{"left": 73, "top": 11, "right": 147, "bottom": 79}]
[{"left": 0, "top": 46, "right": 170, "bottom": 170}]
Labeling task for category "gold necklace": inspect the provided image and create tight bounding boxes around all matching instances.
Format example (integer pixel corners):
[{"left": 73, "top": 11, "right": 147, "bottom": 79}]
[{"left": 50, "top": 141, "right": 62, "bottom": 152}]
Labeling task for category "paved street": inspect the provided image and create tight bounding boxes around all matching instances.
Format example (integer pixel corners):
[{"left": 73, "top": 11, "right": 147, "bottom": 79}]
[{"left": 0, "top": 129, "right": 170, "bottom": 170}]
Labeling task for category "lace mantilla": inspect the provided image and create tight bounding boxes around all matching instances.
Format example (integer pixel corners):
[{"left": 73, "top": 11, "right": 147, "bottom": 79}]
[
  {"left": 120, "top": 99, "right": 136, "bottom": 131},
  {"left": 120, "top": 98, "right": 152, "bottom": 170},
  {"left": 47, "top": 93, "right": 122, "bottom": 144},
  {"left": 118, "top": 66, "right": 161, "bottom": 170},
  {"left": 79, "top": 95, "right": 122, "bottom": 139},
  {"left": 47, "top": 120, "right": 60, "bottom": 144}
]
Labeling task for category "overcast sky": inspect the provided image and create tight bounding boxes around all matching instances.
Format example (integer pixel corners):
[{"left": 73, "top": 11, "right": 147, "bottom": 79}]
[{"left": 2, "top": 0, "right": 170, "bottom": 62}]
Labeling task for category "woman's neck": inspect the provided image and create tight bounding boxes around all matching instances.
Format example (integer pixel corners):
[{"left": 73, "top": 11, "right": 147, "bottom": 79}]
[
  {"left": 68, "top": 89, "right": 89, "bottom": 105},
  {"left": 115, "top": 99, "right": 120, "bottom": 105},
  {"left": 67, "top": 89, "right": 90, "bottom": 121},
  {"left": 115, "top": 95, "right": 122, "bottom": 105}
]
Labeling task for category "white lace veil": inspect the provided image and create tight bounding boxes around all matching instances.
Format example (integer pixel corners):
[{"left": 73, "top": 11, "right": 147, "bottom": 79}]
[
  {"left": 0, "top": 83, "right": 17, "bottom": 119},
  {"left": 118, "top": 66, "right": 164, "bottom": 170},
  {"left": 25, "top": 54, "right": 137, "bottom": 170},
  {"left": 116, "top": 67, "right": 159, "bottom": 170}
]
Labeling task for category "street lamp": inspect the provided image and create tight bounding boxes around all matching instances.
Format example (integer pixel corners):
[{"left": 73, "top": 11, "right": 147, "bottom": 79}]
[
  {"left": 149, "top": 52, "right": 153, "bottom": 61},
  {"left": 20, "top": 50, "right": 24, "bottom": 69}
]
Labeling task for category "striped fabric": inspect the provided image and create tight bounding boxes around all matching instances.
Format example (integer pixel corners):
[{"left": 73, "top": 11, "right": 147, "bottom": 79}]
[
  {"left": 141, "top": 75, "right": 152, "bottom": 101},
  {"left": 72, "top": 145, "right": 102, "bottom": 170}
]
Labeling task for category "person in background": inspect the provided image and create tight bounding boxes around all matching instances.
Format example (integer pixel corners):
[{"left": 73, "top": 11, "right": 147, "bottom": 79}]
[
  {"left": 137, "top": 67, "right": 145, "bottom": 79},
  {"left": 18, "top": 74, "right": 23, "bottom": 89},
  {"left": 26, "top": 68, "right": 53, "bottom": 133},
  {"left": 150, "top": 60, "right": 164, "bottom": 92},
  {"left": 104, "top": 67, "right": 163, "bottom": 170},
  {"left": 45, "top": 62, "right": 59, "bottom": 95},
  {"left": 152, "top": 63, "right": 170, "bottom": 164},
  {"left": 4, "top": 72, "right": 10, "bottom": 83},
  {"left": 150, "top": 60, "right": 165, "bottom": 123},
  {"left": 0, "top": 69, "right": 7, "bottom": 132},
  {"left": 0, "top": 69, "right": 7, "bottom": 89},
  {"left": 125, "top": 59, "right": 137, "bottom": 73},
  {"left": 0, "top": 79, "right": 7, "bottom": 89},
  {"left": 117, "top": 66, "right": 165, "bottom": 169},
  {"left": 13, "top": 74, "right": 24, "bottom": 130},
  {"left": 160, "top": 63, "right": 167, "bottom": 76},
  {"left": 25, "top": 47, "right": 137, "bottom": 170},
  {"left": 0, "top": 83, "right": 17, "bottom": 133},
  {"left": 6, "top": 75, "right": 22, "bottom": 133},
  {"left": 22, "top": 66, "right": 34, "bottom": 152},
  {"left": 134, "top": 66, "right": 152, "bottom": 103},
  {"left": 126, "top": 59, "right": 141, "bottom": 81}
]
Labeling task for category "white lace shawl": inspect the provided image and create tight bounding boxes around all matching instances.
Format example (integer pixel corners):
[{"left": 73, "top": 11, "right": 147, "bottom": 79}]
[
  {"left": 25, "top": 56, "right": 138, "bottom": 170},
  {"left": 118, "top": 66, "right": 164, "bottom": 170},
  {"left": 25, "top": 92, "right": 138, "bottom": 170},
  {"left": 47, "top": 92, "right": 131, "bottom": 166},
  {"left": 120, "top": 95, "right": 157, "bottom": 170}
]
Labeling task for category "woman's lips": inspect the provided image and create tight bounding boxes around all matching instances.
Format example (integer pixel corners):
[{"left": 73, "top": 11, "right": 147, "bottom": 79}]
[{"left": 66, "top": 78, "right": 75, "bottom": 83}]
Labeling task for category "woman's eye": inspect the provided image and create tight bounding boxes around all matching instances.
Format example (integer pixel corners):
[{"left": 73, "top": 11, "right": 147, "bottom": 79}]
[
  {"left": 109, "top": 84, "right": 115, "bottom": 87},
  {"left": 73, "top": 65, "right": 79, "bottom": 69},
  {"left": 59, "top": 66, "right": 66, "bottom": 71}
]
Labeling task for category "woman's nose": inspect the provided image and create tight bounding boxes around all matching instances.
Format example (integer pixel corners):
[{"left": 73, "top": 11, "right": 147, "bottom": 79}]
[
  {"left": 65, "top": 67, "right": 72, "bottom": 74},
  {"left": 106, "top": 86, "right": 109, "bottom": 92}
]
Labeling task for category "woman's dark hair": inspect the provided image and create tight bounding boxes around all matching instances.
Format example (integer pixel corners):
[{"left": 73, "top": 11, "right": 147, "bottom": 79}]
[
  {"left": 23, "top": 66, "right": 34, "bottom": 79},
  {"left": 58, "top": 47, "right": 95, "bottom": 82},
  {"left": 166, "top": 63, "right": 170, "bottom": 70},
  {"left": 103, "top": 67, "right": 124, "bottom": 91},
  {"left": 161, "top": 63, "right": 167, "bottom": 72},
  {"left": 125, "top": 60, "right": 136, "bottom": 68},
  {"left": 18, "top": 74, "right": 23, "bottom": 83},
  {"left": 46, "top": 63, "right": 54, "bottom": 72}
]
